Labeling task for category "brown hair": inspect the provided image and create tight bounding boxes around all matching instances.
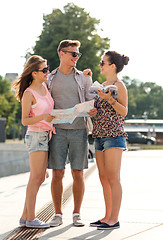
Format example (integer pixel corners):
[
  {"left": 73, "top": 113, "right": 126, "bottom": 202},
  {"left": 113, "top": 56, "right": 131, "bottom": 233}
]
[
  {"left": 105, "top": 51, "right": 129, "bottom": 73},
  {"left": 57, "top": 39, "right": 81, "bottom": 53},
  {"left": 12, "top": 55, "right": 46, "bottom": 102}
]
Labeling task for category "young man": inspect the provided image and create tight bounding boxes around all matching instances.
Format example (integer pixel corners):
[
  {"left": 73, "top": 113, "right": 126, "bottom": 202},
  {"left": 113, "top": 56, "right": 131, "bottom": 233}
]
[{"left": 48, "top": 40, "right": 97, "bottom": 227}]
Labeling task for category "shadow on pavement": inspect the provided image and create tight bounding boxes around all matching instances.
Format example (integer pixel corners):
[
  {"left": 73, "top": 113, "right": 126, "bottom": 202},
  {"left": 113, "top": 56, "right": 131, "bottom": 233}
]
[
  {"left": 41, "top": 224, "right": 113, "bottom": 240},
  {"left": 41, "top": 224, "right": 72, "bottom": 239},
  {"left": 68, "top": 229, "right": 113, "bottom": 240}
]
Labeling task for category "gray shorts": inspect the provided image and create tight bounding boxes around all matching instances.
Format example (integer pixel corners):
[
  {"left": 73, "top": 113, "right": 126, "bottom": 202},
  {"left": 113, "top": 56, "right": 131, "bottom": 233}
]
[
  {"left": 25, "top": 131, "right": 49, "bottom": 153},
  {"left": 48, "top": 128, "right": 88, "bottom": 170}
]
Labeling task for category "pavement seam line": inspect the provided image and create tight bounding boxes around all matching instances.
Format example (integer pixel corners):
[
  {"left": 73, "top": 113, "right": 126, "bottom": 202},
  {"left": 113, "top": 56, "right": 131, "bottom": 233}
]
[{"left": 121, "top": 223, "right": 163, "bottom": 239}]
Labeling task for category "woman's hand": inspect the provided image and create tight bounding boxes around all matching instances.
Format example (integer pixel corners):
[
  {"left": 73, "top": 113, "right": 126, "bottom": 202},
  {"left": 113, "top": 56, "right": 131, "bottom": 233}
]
[
  {"left": 88, "top": 107, "right": 97, "bottom": 117},
  {"left": 83, "top": 69, "right": 92, "bottom": 78},
  {"left": 98, "top": 82, "right": 128, "bottom": 117},
  {"left": 97, "top": 90, "right": 112, "bottom": 101},
  {"left": 97, "top": 90, "right": 117, "bottom": 106},
  {"left": 43, "top": 114, "right": 55, "bottom": 123}
]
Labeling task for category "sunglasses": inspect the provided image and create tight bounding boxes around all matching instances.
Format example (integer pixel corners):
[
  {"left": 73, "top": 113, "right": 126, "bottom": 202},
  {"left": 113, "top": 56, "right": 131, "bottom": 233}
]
[
  {"left": 62, "top": 50, "right": 82, "bottom": 58},
  {"left": 100, "top": 60, "right": 112, "bottom": 67},
  {"left": 37, "top": 65, "right": 50, "bottom": 74}
]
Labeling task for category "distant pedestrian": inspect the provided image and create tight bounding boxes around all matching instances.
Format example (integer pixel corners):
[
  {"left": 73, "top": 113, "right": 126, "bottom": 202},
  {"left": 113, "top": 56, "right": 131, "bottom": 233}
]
[
  {"left": 90, "top": 51, "right": 129, "bottom": 230},
  {"left": 13, "top": 55, "right": 55, "bottom": 228}
]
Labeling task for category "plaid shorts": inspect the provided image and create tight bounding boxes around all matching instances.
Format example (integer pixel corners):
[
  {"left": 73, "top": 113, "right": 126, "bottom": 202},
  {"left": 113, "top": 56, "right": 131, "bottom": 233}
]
[{"left": 48, "top": 128, "right": 88, "bottom": 170}]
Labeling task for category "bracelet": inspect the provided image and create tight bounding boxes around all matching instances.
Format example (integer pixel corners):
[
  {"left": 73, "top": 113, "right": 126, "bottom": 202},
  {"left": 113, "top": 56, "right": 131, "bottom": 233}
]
[{"left": 108, "top": 96, "right": 117, "bottom": 106}]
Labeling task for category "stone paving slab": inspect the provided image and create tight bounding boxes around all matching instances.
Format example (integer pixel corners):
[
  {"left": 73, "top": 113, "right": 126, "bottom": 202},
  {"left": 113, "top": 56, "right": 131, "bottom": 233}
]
[
  {"left": 0, "top": 150, "right": 163, "bottom": 240},
  {"left": 40, "top": 150, "right": 163, "bottom": 239}
]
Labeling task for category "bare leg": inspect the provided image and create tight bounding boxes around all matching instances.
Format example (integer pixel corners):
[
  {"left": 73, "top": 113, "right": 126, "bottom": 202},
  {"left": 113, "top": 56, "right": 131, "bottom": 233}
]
[
  {"left": 104, "top": 148, "right": 123, "bottom": 224},
  {"left": 71, "top": 169, "right": 84, "bottom": 214},
  {"left": 21, "top": 151, "right": 48, "bottom": 221},
  {"left": 95, "top": 151, "right": 112, "bottom": 222},
  {"left": 51, "top": 169, "right": 65, "bottom": 214}
]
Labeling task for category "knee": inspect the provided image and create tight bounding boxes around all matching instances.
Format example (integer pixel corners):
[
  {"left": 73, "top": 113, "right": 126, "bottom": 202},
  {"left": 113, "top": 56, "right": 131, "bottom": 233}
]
[
  {"left": 99, "top": 172, "right": 108, "bottom": 185},
  {"left": 107, "top": 173, "right": 120, "bottom": 186},
  {"left": 52, "top": 170, "right": 64, "bottom": 182},
  {"left": 30, "top": 174, "right": 45, "bottom": 187},
  {"left": 71, "top": 170, "right": 83, "bottom": 181}
]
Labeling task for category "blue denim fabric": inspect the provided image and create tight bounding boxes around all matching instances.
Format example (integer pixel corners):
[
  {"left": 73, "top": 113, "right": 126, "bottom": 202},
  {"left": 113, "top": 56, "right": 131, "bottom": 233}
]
[
  {"left": 94, "top": 136, "right": 127, "bottom": 152},
  {"left": 25, "top": 131, "right": 49, "bottom": 153}
]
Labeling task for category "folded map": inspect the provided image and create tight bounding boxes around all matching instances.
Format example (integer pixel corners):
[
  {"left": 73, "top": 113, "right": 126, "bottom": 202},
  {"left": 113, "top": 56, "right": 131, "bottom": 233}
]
[{"left": 50, "top": 100, "right": 94, "bottom": 124}]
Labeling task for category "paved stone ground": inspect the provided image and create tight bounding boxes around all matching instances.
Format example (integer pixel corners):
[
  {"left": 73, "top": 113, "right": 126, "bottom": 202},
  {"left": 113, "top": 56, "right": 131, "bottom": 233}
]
[{"left": 0, "top": 150, "right": 163, "bottom": 240}]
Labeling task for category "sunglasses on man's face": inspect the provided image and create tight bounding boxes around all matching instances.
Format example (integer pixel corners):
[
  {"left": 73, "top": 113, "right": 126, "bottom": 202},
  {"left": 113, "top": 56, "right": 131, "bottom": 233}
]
[
  {"left": 62, "top": 50, "right": 82, "bottom": 58},
  {"left": 100, "top": 60, "right": 112, "bottom": 67},
  {"left": 37, "top": 65, "right": 50, "bottom": 74}
]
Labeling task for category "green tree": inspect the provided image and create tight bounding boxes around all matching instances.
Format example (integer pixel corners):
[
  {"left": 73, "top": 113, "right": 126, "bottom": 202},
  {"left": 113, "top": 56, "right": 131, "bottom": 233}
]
[
  {"left": 123, "top": 76, "right": 163, "bottom": 119},
  {"left": 33, "top": 2, "right": 110, "bottom": 82},
  {"left": 0, "top": 75, "right": 21, "bottom": 137}
]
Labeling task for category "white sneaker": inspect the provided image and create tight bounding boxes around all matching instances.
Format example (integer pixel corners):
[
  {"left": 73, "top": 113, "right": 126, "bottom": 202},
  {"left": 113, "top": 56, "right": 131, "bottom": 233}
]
[
  {"left": 73, "top": 215, "right": 85, "bottom": 227},
  {"left": 26, "top": 218, "right": 50, "bottom": 228},
  {"left": 50, "top": 215, "right": 63, "bottom": 227},
  {"left": 19, "top": 218, "right": 26, "bottom": 227}
]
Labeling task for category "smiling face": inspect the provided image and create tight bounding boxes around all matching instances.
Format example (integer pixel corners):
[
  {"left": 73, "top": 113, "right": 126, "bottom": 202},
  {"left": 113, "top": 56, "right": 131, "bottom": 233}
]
[
  {"left": 60, "top": 46, "right": 80, "bottom": 68},
  {"left": 32, "top": 62, "right": 49, "bottom": 82},
  {"left": 100, "top": 55, "right": 113, "bottom": 76}
]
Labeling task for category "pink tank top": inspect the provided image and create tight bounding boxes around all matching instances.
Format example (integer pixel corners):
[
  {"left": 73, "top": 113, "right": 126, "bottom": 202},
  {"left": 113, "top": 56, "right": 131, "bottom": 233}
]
[{"left": 24, "top": 82, "right": 55, "bottom": 134}]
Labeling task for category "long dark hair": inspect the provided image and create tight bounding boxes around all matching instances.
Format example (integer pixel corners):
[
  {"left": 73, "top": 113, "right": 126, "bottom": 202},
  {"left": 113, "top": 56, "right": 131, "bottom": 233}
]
[
  {"left": 105, "top": 51, "right": 129, "bottom": 73},
  {"left": 12, "top": 55, "right": 46, "bottom": 102}
]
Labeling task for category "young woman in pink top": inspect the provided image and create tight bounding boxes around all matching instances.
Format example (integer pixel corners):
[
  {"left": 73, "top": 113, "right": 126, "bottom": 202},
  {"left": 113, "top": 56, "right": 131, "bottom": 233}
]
[{"left": 13, "top": 55, "right": 55, "bottom": 228}]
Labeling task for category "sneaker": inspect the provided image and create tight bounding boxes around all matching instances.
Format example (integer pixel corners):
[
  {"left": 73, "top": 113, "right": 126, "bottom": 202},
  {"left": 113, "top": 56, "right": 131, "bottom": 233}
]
[
  {"left": 19, "top": 218, "right": 26, "bottom": 227},
  {"left": 50, "top": 215, "right": 63, "bottom": 227},
  {"left": 26, "top": 218, "right": 50, "bottom": 228},
  {"left": 90, "top": 220, "right": 102, "bottom": 227},
  {"left": 73, "top": 215, "right": 85, "bottom": 227},
  {"left": 97, "top": 221, "right": 120, "bottom": 230}
]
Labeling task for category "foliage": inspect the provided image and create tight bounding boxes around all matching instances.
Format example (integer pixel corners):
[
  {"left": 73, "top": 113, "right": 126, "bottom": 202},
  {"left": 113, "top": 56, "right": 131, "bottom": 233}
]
[
  {"left": 33, "top": 2, "right": 110, "bottom": 82},
  {"left": 123, "top": 76, "right": 163, "bottom": 119},
  {"left": 0, "top": 75, "right": 22, "bottom": 137}
]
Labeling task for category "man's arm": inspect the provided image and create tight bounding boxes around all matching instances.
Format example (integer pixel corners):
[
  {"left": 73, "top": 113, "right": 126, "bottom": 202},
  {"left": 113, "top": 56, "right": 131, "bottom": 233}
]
[
  {"left": 83, "top": 74, "right": 94, "bottom": 101},
  {"left": 82, "top": 73, "right": 97, "bottom": 117}
]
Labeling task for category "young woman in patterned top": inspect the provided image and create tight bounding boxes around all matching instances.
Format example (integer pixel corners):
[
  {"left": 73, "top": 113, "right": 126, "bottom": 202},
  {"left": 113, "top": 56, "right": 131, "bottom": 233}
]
[{"left": 90, "top": 51, "right": 129, "bottom": 230}]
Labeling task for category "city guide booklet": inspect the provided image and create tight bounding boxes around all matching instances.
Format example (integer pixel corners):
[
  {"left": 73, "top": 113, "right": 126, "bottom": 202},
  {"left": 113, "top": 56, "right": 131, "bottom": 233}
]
[
  {"left": 89, "top": 81, "right": 118, "bottom": 98},
  {"left": 50, "top": 100, "right": 94, "bottom": 124}
]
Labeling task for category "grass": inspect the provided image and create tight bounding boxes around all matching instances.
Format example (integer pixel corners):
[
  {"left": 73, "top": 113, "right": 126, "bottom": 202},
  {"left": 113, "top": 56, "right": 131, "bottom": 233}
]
[
  {"left": 139, "top": 144, "right": 163, "bottom": 150},
  {"left": 128, "top": 144, "right": 163, "bottom": 150}
]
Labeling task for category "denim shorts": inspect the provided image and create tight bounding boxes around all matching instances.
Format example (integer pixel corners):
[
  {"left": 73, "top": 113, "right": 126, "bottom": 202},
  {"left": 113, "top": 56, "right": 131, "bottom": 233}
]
[
  {"left": 48, "top": 128, "right": 88, "bottom": 170},
  {"left": 25, "top": 131, "right": 49, "bottom": 153},
  {"left": 94, "top": 136, "right": 127, "bottom": 152}
]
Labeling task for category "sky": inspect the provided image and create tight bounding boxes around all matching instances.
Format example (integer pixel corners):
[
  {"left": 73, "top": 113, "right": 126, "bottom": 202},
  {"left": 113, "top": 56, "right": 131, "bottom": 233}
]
[{"left": 0, "top": 0, "right": 163, "bottom": 87}]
